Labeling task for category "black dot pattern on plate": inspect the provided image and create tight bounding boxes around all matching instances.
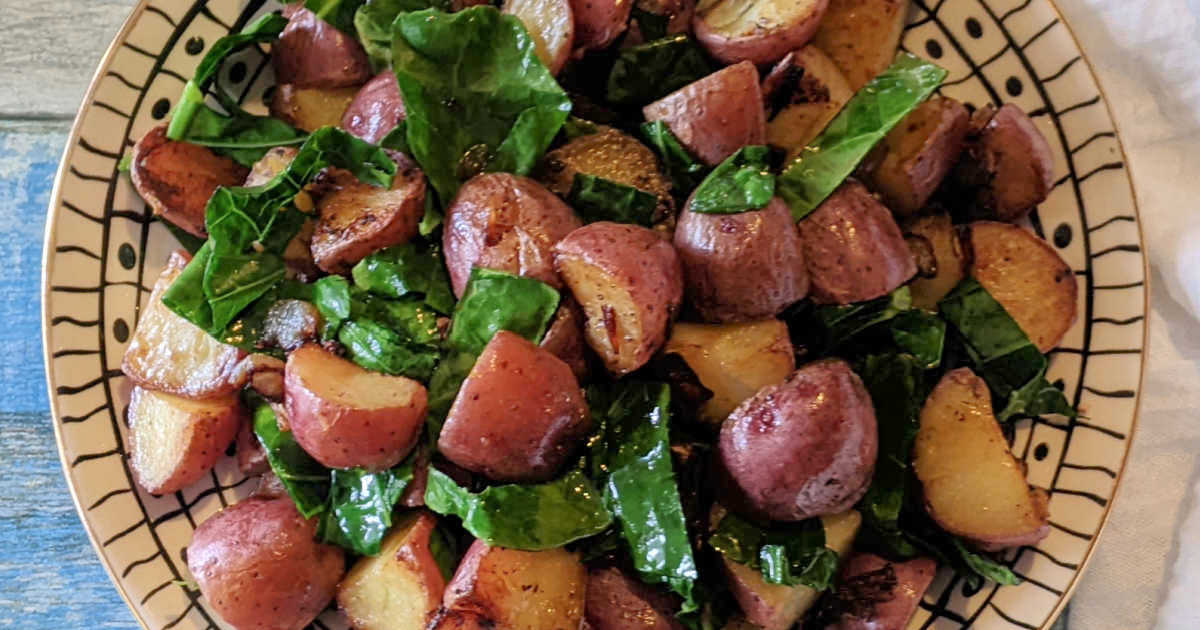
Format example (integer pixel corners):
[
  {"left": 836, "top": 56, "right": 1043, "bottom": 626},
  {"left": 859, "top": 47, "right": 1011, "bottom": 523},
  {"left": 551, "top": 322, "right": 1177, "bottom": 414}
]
[
  {"left": 925, "top": 39, "right": 944, "bottom": 59},
  {"left": 966, "top": 17, "right": 984, "bottom": 38},
  {"left": 1054, "top": 223, "right": 1073, "bottom": 248},
  {"left": 113, "top": 318, "right": 130, "bottom": 343},
  {"left": 151, "top": 98, "right": 171, "bottom": 120},
  {"left": 1006, "top": 76, "right": 1024, "bottom": 97},
  {"left": 185, "top": 36, "right": 205, "bottom": 55},
  {"left": 1034, "top": 443, "right": 1050, "bottom": 461},
  {"left": 228, "top": 61, "right": 247, "bottom": 84},
  {"left": 117, "top": 243, "right": 136, "bottom": 270}
]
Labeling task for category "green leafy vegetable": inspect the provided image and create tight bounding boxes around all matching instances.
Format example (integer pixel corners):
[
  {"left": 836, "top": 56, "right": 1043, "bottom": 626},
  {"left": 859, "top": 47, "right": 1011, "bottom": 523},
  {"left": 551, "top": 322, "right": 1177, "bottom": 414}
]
[
  {"left": 253, "top": 401, "right": 329, "bottom": 518},
  {"left": 606, "top": 35, "right": 714, "bottom": 106},
  {"left": 424, "top": 469, "right": 613, "bottom": 550},
  {"left": 117, "top": 154, "right": 132, "bottom": 173},
  {"left": 567, "top": 174, "right": 659, "bottom": 226},
  {"left": 630, "top": 7, "right": 671, "bottom": 41},
  {"left": 687, "top": 146, "right": 775, "bottom": 214},
  {"left": 354, "top": 0, "right": 451, "bottom": 71},
  {"left": 352, "top": 243, "right": 455, "bottom": 314},
  {"left": 639, "top": 121, "right": 708, "bottom": 193},
  {"left": 777, "top": 53, "right": 947, "bottom": 220},
  {"left": 391, "top": 7, "right": 573, "bottom": 202},
  {"left": 709, "top": 511, "right": 838, "bottom": 590},
  {"left": 996, "top": 369, "right": 1076, "bottom": 423},
  {"left": 447, "top": 268, "right": 560, "bottom": 355},
  {"left": 338, "top": 319, "right": 440, "bottom": 380},
  {"left": 889, "top": 310, "right": 946, "bottom": 369},
  {"left": 317, "top": 462, "right": 414, "bottom": 555},
  {"left": 291, "top": 0, "right": 369, "bottom": 34},
  {"left": 804, "top": 287, "right": 913, "bottom": 352},
  {"left": 951, "top": 539, "right": 1020, "bottom": 586},
  {"left": 218, "top": 279, "right": 314, "bottom": 354},
  {"left": 425, "top": 349, "right": 478, "bottom": 440},
  {"left": 313, "top": 275, "right": 353, "bottom": 339},
  {"left": 160, "top": 219, "right": 207, "bottom": 256},
  {"left": 562, "top": 116, "right": 602, "bottom": 140}
]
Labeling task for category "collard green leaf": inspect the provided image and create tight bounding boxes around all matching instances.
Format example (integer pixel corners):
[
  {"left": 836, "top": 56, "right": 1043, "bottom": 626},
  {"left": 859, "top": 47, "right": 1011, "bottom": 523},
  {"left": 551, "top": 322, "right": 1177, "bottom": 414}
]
[
  {"left": 447, "top": 268, "right": 560, "bottom": 355},
  {"left": 218, "top": 279, "right": 313, "bottom": 354},
  {"left": 952, "top": 539, "right": 1020, "bottom": 587},
  {"left": 353, "top": 294, "right": 444, "bottom": 347},
  {"left": 338, "top": 319, "right": 440, "bottom": 380},
  {"left": 777, "top": 54, "right": 947, "bottom": 220},
  {"left": 425, "top": 349, "right": 478, "bottom": 440},
  {"left": 639, "top": 121, "right": 708, "bottom": 193},
  {"left": 160, "top": 219, "right": 206, "bottom": 256},
  {"left": 291, "top": 0, "right": 369, "bottom": 34},
  {"left": 687, "top": 146, "right": 775, "bottom": 214},
  {"left": 890, "top": 310, "right": 946, "bottom": 369},
  {"left": 630, "top": 7, "right": 671, "bottom": 41},
  {"left": 391, "top": 7, "right": 572, "bottom": 202},
  {"left": 709, "top": 511, "right": 837, "bottom": 590},
  {"left": 313, "top": 275, "right": 353, "bottom": 339},
  {"left": 317, "top": 462, "right": 414, "bottom": 556},
  {"left": 354, "top": 0, "right": 451, "bottom": 71},
  {"left": 424, "top": 468, "right": 612, "bottom": 550},
  {"left": 253, "top": 401, "right": 329, "bottom": 518},
  {"left": 606, "top": 35, "right": 714, "bottom": 106},
  {"left": 567, "top": 174, "right": 659, "bottom": 226},
  {"left": 805, "top": 287, "right": 912, "bottom": 352},
  {"left": 168, "top": 82, "right": 307, "bottom": 167},
  {"left": 996, "top": 370, "right": 1076, "bottom": 423},
  {"left": 352, "top": 243, "right": 455, "bottom": 314}
]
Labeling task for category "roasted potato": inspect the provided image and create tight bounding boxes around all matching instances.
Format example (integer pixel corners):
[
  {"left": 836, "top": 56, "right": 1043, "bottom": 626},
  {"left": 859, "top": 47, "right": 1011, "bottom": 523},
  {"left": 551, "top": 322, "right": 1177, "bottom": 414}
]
[
  {"left": 242, "top": 148, "right": 321, "bottom": 280},
  {"left": 337, "top": 511, "right": 447, "bottom": 630},
  {"left": 554, "top": 222, "right": 685, "bottom": 375},
  {"left": 187, "top": 496, "right": 345, "bottom": 630},
  {"left": 428, "top": 611, "right": 495, "bottom": 630},
  {"left": 122, "top": 251, "right": 248, "bottom": 398},
  {"left": 269, "top": 84, "right": 359, "bottom": 133},
  {"left": 722, "top": 510, "right": 862, "bottom": 630},
  {"left": 570, "top": 0, "right": 633, "bottom": 53},
  {"left": 798, "top": 180, "right": 916, "bottom": 305},
  {"left": 236, "top": 415, "right": 270, "bottom": 476},
  {"left": 438, "top": 331, "right": 591, "bottom": 483},
  {"left": 504, "top": 0, "right": 575, "bottom": 75},
  {"left": 285, "top": 344, "right": 428, "bottom": 471},
  {"left": 634, "top": 0, "right": 696, "bottom": 36},
  {"left": 831, "top": 554, "right": 937, "bottom": 630},
  {"left": 311, "top": 152, "right": 426, "bottom": 274},
  {"left": 272, "top": 5, "right": 371, "bottom": 89},
  {"left": 719, "top": 359, "right": 877, "bottom": 521},
  {"left": 914, "top": 368, "right": 1051, "bottom": 549},
  {"left": 674, "top": 197, "right": 808, "bottom": 323},
  {"left": 763, "top": 46, "right": 854, "bottom": 161},
  {"left": 664, "top": 319, "right": 795, "bottom": 424},
  {"left": 812, "top": 0, "right": 908, "bottom": 90},
  {"left": 260, "top": 299, "right": 322, "bottom": 353},
  {"left": 643, "top": 62, "right": 767, "bottom": 166},
  {"left": 244, "top": 146, "right": 299, "bottom": 187},
  {"left": 861, "top": 97, "right": 970, "bottom": 216},
  {"left": 126, "top": 387, "right": 242, "bottom": 495},
  {"left": 444, "top": 173, "right": 583, "bottom": 297},
  {"left": 130, "top": 125, "right": 249, "bottom": 237},
  {"left": 903, "top": 213, "right": 965, "bottom": 310},
  {"left": 586, "top": 566, "right": 685, "bottom": 630},
  {"left": 535, "top": 126, "right": 674, "bottom": 221},
  {"left": 540, "top": 297, "right": 591, "bottom": 381},
  {"left": 442, "top": 540, "right": 587, "bottom": 630},
  {"left": 342, "top": 71, "right": 407, "bottom": 145},
  {"left": 953, "top": 104, "right": 1056, "bottom": 222},
  {"left": 694, "top": 0, "right": 828, "bottom": 65},
  {"left": 967, "top": 221, "right": 1077, "bottom": 352}
]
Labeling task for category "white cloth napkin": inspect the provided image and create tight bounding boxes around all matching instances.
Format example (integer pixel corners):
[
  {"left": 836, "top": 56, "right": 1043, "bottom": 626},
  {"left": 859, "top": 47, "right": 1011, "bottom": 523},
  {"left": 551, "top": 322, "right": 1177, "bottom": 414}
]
[{"left": 1048, "top": 2, "right": 1200, "bottom": 628}]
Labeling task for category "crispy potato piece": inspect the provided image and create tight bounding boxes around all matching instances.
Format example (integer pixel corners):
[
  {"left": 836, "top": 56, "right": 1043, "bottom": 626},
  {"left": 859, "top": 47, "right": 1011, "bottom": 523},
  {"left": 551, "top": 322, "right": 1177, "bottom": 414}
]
[
  {"left": 343, "top": 71, "right": 407, "bottom": 145},
  {"left": 862, "top": 97, "right": 970, "bottom": 216},
  {"left": 831, "top": 554, "right": 937, "bottom": 630},
  {"left": 554, "top": 222, "right": 685, "bottom": 375},
  {"left": 694, "top": 0, "right": 828, "bottom": 65},
  {"left": 903, "top": 213, "right": 966, "bottom": 311},
  {"left": 914, "top": 368, "right": 1050, "bottom": 549},
  {"left": 338, "top": 511, "right": 447, "bottom": 630},
  {"left": 812, "top": 0, "right": 908, "bottom": 90},
  {"left": 540, "top": 298, "right": 591, "bottom": 381},
  {"left": 273, "top": 5, "right": 371, "bottom": 89},
  {"left": 570, "top": 0, "right": 633, "bottom": 53},
  {"left": 536, "top": 127, "right": 674, "bottom": 221},
  {"left": 665, "top": 320, "right": 795, "bottom": 424},
  {"left": 244, "top": 146, "right": 299, "bottom": 187},
  {"left": 443, "top": 540, "right": 587, "bottom": 630},
  {"left": 121, "top": 251, "right": 248, "bottom": 398},
  {"left": 586, "top": 566, "right": 684, "bottom": 630},
  {"left": 130, "top": 125, "right": 249, "bottom": 237},
  {"left": 270, "top": 84, "right": 359, "bottom": 133},
  {"left": 723, "top": 510, "right": 862, "bottom": 630},
  {"left": 643, "top": 62, "right": 767, "bottom": 166},
  {"left": 763, "top": 46, "right": 854, "bottom": 162},
  {"left": 954, "top": 104, "right": 1056, "bottom": 222},
  {"left": 285, "top": 344, "right": 428, "bottom": 471},
  {"left": 504, "top": 0, "right": 575, "bottom": 75},
  {"left": 967, "top": 221, "right": 1077, "bottom": 352},
  {"left": 311, "top": 154, "right": 426, "bottom": 274},
  {"left": 127, "top": 387, "right": 242, "bottom": 495}
]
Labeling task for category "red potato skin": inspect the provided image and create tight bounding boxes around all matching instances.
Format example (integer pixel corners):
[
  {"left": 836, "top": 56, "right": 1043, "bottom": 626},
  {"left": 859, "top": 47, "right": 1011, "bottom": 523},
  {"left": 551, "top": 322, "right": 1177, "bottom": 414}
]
[
  {"left": 586, "top": 566, "right": 685, "bottom": 630},
  {"left": 187, "top": 497, "right": 345, "bottom": 630},
  {"left": 342, "top": 71, "right": 406, "bottom": 145},
  {"left": 443, "top": 173, "right": 583, "bottom": 297},
  {"left": 832, "top": 554, "right": 937, "bottom": 630},
  {"left": 131, "top": 126, "right": 249, "bottom": 237},
  {"left": 540, "top": 297, "right": 592, "bottom": 381},
  {"left": 272, "top": 5, "right": 371, "bottom": 89},
  {"left": 719, "top": 359, "right": 878, "bottom": 522},
  {"left": 799, "top": 180, "right": 917, "bottom": 305},
  {"left": 438, "top": 331, "right": 592, "bottom": 483},
  {"left": 693, "top": 0, "right": 830, "bottom": 65},
  {"left": 643, "top": 62, "right": 767, "bottom": 166},
  {"left": 959, "top": 104, "right": 1056, "bottom": 222},
  {"left": 674, "top": 196, "right": 809, "bottom": 323},
  {"left": 570, "top": 0, "right": 633, "bottom": 53}
]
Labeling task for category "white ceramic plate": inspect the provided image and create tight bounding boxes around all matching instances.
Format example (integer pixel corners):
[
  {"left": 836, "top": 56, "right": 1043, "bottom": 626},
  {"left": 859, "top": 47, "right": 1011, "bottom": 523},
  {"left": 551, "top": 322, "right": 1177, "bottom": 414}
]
[{"left": 41, "top": 1, "right": 1148, "bottom": 628}]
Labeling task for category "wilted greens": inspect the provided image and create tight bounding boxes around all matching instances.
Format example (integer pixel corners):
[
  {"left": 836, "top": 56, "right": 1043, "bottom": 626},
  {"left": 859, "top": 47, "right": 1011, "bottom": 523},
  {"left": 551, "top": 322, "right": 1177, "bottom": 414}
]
[{"left": 687, "top": 146, "right": 775, "bottom": 214}]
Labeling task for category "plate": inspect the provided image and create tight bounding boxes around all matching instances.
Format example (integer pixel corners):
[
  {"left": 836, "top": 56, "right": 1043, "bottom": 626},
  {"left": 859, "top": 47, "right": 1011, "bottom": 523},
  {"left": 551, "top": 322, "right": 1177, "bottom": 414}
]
[{"left": 40, "top": 1, "right": 1148, "bottom": 628}]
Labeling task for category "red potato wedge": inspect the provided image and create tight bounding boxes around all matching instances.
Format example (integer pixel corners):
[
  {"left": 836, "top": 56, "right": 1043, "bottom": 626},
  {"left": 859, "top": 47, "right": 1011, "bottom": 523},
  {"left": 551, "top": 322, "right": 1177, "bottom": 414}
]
[
  {"left": 540, "top": 297, "right": 592, "bottom": 381},
  {"left": 799, "top": 180, "right": 917, "bottom": 305},
  {"left": 554, "top": 222, "right": 685, "bottom": 375},
  {"left": 121, "top": 251, "right": 248, "bottom": 398},
  {"left": 127, "top": 387, "right": 242, "bottom": 496},
  {"left": 719, "top": 359, "right": 877, "bottom": 522},
  {"left": 903, "top": 213, "right": 966, "bottom": 311},
  {"left": 694, "top": 0, "right": 829, "bottom": 65},
  {"left": 570, "top": 0, "right": 633, "bottom": 53},
  {"left": 444, "top": 173, "right": 583, "bottom": 297},
  {"left": 342, "top": 71, "right": 407, "bottom": 145},
  {"left": 812, "top": 0, "right": 908, "bottom": 90},
  {"left": 954, "top": 104, "right": 1056, "bottom": 222},
  {"left": 273, "top": 5, "right": 372, "bottom": 89},
  {"left": 285, "top": 344, "right": 429, "bottom": 471},
  {"left": 831, "top": 554, "right": 937, "bottom": 630},
  {"left": 504, "top": 0, "right": 575, "bottom": 75},
  {"left": 311, "top": 153, "right": 426, "bottom": 274},
  {"left": 442, "top": 540, "right": 587, "bottom": 630},
  {"left": 337, "top": 511, "right": 447, "bottom": 630},
  {"left": 536, "top": 126, "right": 675, "bottom": 221},
  {"left": 130, "top": 125, "right": 249, "bottom": 237},
  {"left": 914, "top": 368, "right": 1050, "bottom": 550},
  {"left": 643, "top": 62, "right": 767, "bottom": 166},
  {"left": 270, "top": 84, "right": 360, "bottom": 133},
  {"left": 438, "top": 331, "right": 591, "bottom": 483},
  {"left": 861, "top": 97, "right": 970, "bottom": 216},
  {"left": 763, "top": 46, "right": 854, "bottom": 162},
  {"left": 586, "top": 566, "right": 685, "bottom": 630},
  {"left": 188, "top": 497, "right": 345, "bottom": 630},
  {"left": 967, "top": 221, "right": 1077, "bottom": 352}
]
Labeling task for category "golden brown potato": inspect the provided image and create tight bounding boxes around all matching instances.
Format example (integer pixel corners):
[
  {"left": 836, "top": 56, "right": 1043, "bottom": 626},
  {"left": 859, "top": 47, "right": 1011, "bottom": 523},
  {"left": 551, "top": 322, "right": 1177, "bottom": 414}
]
[
  {"left": 812, "top": 0, "right": 908, "bottom": 90},
  {"left": 285, "top": 344, "right": 428, "bottom": 471},
  {"left": 903, "top": 213, "right": 966, "bottom": 311},
  {"left": 342, "top": 71, "right": 407, "bottom": 145},
  {"left": 540, "top": 297, "right": 591, "bottom": 381},
  {"left": 554, "top": 222, "right": 685, "bottom": 375},
  {"left": 861, "top": 97, "right": 970, "bottom": 216},
  {"left": 570, "top": 0, "right": 633, "bottom": 53},
  {"left": 127, "top": 387, "right": 242, "bottom": 495},
  {"left": 763, "top": 46, "right": 854, "bottom": 162},
  {"left": 311, "top": 153, "right": 426, "bottom": 274},
  {"left": 694, "top": 0, "right": 828, "bottom": 65},
  {"left": 121, "top": 251, "right": 248, "bottom": 398},
  {"left": 337, "top": 511, "right": 447, "bottom": 630},
  {"left": 643, "top": 62, "right": 767, "bottom": 166},
  {"left": 723, "top": 510, "right": 862, "bottom": 630},
  {"left": 273, "top": 4, "right": 371, "bottom": 89},
  {"left": 504, "top": 0, "right": 575, "bottom": 75},
  {"left": 188, "top": 496, "right": 345, "bottom": 630},
  {"left": 954, "top": 104, "right": 1056, "bottom": 222},
  {"left": 831, "top": 554, "right": 937, "bottom": 630},
  {"left": 536, "top": 127, "right": 674, "bottom": 221},
  {"left": 585, "top": 566, "right": 684, "bottom": 630},
  {"left": 665, "top": 320, "right": 795, "bottom": 424},
  {"left": 269, "top": 84, "right": 359, "bottom": 133},
  {"left": 442, "top": 540, "right": 587, "bottom": 630},
  {"left": 967, "top": 221, "right": 1077, "bottom": 352},
  {"left": 130, "top": 125, "right": 249, "bottom": 237},
  {"left": 914, "top": 368, "right": 1050, "bottom": 550}
]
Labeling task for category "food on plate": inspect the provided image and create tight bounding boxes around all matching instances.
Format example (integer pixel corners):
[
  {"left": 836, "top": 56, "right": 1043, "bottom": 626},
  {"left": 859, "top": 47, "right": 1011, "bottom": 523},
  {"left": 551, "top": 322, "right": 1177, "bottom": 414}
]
[
  {"left": 126, "top": 386, "right": 242, "bottom": 495},
  {"left": 643, "top": 61, "right": 767, "bottom": 165},
  {"left": 427, "top": 610, "right": 495, "bottom": 630},
  {"left": 130, "top": 125, "right": 248, "bottom": 237},
  {"left": 953, "top": 104, "right": 1056, "bottom": 222},
  {"left": 812, "top": 0, "right": 908, "bottom": 90},
  {"left": 763, "top": 46, "right": 854, "bottom": 161},
  {"left": 441, "top": 540, "right": 587, "bottom": 629},
  {"left": 337, "top": 511, "right": 447, "bottom": 630},
  {"left": 244, "top": 146, "right": 300, "bottom": 187},
  {"left": 272, "top": 5, "right": 371, "bottom": 88},
  {"left": 260, "top": 299, "right": 322, "bottom": 353},
  {"left": 536, "top": 126, "right": 674, "bottom": 221},
  {"left": 903, "top": 213, "right": 966, "bottom": 310},
  {"left": 235, "top": 417, "right": 269, "bottom": 476},
  {"left": 829, "top": 553, "right": 937, "bottom": 630},
  {"left": 585, "top": 565, "right": 685, "bottom": 630},
  {"left": 570, "top": 0, "right": 633, "bottom": 52},
  {"left": 270, "top": 84, "right": 360, "bottom": 133},
  {"left": 342, "top": 71, "right": 406, "bottom": 145},
  {"left": 539, "top": 297, "right": 591, "bottom": 380},
  {"left": 860, "top": 96, "right": 970, "bottom": 216},
  {"left": 694, "top": 0, "right": 829, "bottom": 65},
  {"left": 504, "top": 0, "right": 575, "bottom": 75}
]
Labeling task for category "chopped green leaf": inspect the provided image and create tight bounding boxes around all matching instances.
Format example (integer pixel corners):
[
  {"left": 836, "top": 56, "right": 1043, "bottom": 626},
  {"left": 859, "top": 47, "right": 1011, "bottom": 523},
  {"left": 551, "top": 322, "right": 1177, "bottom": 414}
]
[
  {"left": 567, "top": 174, "right": 659, "bottom": 226},
  {"left": 425, "top": 349, "right": 478, "bottom": 440},
  {"left": 218, "top": 279, "right": 313, "bottom": 354},
  {"left": 709, "top": 511, "right": 838, "bottom": 590},
  {"left": 952, "top": 539, "right": 1020, "bottom": 586},
  {"left": 253, "top": 401, "right": 329, "bottom": 518},
  {"left": 447, "top": 268, "right": 560, "bottom": 355},
  {"left": 687, "top": 146, "right": 775, "bottom": 214},
  {"left": 803, "top": 287, "right": 913, "bottom": 353},
  {"left": 354, "top": 0, "right": 451, "bottom": 71},
  {"left": 291, "top": 0, "right": 369, "bottom": 34},
  {"left": 317, "top": 462, "right": 414, "bottom": 556},
  {"left": 338, "top": 319, "right": 440, "bottom": 380},
  {"left": 313, "top": 275, "right": 353, "bottom": 339},
  {"left": 890, "top": 310, "right": 946, "bottom": 369},
  {"left": 639, "top": 120, "right": 709, "bottom": 194},
  {"left": 352, "top": 243, "right": 455, "bottom": 314},
  {"left": 160, "top": 219, "right": 207, "bottom": 255},
  {"left": 117, "top": 154, "right": 132, "bottom": 173},
  {"left": 606, "top": 35, "right": 714, "bottom": 106}
]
